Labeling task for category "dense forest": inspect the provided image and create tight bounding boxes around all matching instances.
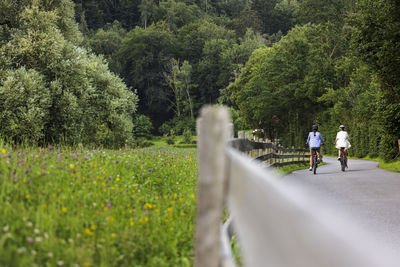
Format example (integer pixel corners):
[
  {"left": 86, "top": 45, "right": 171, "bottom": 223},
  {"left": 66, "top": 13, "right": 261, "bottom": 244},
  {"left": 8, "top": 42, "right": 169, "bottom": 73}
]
[{"left": 0, "top": 0, "right": 399, "bottom": 161}]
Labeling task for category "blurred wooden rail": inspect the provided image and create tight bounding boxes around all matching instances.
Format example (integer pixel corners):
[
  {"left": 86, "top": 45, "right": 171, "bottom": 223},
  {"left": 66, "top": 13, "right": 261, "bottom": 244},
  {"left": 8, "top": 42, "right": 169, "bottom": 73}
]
[{"left": 194, "top": 106, "right": 392, "bottom": 267}]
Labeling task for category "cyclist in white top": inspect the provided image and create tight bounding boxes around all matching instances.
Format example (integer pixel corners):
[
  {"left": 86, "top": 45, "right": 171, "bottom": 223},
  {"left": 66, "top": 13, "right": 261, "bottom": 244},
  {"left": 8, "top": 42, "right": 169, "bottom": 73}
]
[{"left": 334, "top": 125, "right": 351, "bottom": 160}]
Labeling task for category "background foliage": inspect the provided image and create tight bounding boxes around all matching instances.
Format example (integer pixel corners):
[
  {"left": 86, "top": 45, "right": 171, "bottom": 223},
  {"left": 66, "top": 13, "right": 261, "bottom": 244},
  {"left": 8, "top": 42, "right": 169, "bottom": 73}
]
[{"left": 0, "top": 0, "right": 398, "bottom": 159}]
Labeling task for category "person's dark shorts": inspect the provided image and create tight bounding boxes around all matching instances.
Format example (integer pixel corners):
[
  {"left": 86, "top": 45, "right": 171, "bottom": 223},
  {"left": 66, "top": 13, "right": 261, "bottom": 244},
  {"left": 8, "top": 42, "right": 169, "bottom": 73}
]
[{"left": 310, "top": 147, "right": 320, "bottom": 152}]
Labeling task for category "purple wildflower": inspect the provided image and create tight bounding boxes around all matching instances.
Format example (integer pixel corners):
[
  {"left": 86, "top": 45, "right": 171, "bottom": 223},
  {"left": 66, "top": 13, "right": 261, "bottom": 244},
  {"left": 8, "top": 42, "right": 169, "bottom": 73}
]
[
  {"left": 107, "top": 203, "right": 112, "bottom": 208},
  {"left": 27, "top": 237, "right": 34, "bottom": 243}
]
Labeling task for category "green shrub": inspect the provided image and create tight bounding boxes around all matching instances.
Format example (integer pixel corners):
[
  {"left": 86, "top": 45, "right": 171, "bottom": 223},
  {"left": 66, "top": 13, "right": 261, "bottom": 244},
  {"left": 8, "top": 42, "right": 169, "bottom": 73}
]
[
  {"left": 174, "top": 117, "right": 195, "bottom": 135},
  {"left": 165, "top": 135, "right": 175, "bottom": 145},
  {"left": 368, "top": 125, "right": 380, "bottom": 158},
  {"left": 133, "top": 115, "right": 153, "bottom": 138},
  {"left": 159, "top": 121, "right": 173, "bottom": 135},
  {"left": 181, "top": 129, "right": 192, "bottom": 144},
  {"left": 379, "top": 133, "right": 398, "bottom": 162},
  {"left": 135, "top": 137, "right": 154, "bottom": 148}
]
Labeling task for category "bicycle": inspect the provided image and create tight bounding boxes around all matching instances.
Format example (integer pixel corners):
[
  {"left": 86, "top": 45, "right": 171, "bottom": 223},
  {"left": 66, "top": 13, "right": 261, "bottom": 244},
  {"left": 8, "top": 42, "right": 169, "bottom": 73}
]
[
  {"left": 311, "top": 148, "right": 319, "bottom": 175},
  {"left": 339, "top": 147, "right": 347, "bottom": 172}
]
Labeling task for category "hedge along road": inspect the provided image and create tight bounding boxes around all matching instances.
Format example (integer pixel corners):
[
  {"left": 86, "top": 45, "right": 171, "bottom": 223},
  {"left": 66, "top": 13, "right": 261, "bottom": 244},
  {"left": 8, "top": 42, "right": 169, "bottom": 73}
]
[{"left": 282, "top": 156, "right": 400, "bottom": 254}]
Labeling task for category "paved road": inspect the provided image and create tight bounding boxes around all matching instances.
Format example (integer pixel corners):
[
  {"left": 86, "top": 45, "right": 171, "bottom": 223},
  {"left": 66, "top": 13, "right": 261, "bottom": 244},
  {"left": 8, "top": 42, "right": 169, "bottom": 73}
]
[{"left": 283, "top": 156, "right": 400, "bottom": 253}]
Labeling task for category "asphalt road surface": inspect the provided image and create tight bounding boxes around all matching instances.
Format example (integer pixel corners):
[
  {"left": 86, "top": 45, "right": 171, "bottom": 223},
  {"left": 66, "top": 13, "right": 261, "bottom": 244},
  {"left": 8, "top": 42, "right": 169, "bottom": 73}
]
[{"left": 283, "top": 156, "right": 400, "bottom": 253}]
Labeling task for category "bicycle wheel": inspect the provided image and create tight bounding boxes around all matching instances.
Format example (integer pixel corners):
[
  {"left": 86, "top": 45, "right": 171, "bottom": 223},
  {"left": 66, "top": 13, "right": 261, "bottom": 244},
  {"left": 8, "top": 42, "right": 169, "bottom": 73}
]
[
  {"left": 341, "top": 155, "right": 345, "bottom": 172},
  {"left": 313, "top": 155, "right": 317, "bottom": 174}
]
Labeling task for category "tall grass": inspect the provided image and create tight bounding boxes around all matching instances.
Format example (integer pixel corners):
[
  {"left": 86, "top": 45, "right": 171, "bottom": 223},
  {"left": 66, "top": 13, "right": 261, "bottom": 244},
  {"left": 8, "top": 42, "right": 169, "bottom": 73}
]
[{"left": 0, "top": 145, "right": 197, "bottom": 266}]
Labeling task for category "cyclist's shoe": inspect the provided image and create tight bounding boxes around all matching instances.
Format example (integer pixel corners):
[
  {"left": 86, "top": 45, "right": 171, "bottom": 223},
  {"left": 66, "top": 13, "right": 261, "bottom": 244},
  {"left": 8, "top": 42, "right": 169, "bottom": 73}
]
[
  {"left": 337, "top": 157, "right": 340, "bottom": 161},
  {"left": 317, "top": 158, "right": 321, "bottom": 163},
  {"left": 309, "top": 167, "right": 312, "bottom": 171}
]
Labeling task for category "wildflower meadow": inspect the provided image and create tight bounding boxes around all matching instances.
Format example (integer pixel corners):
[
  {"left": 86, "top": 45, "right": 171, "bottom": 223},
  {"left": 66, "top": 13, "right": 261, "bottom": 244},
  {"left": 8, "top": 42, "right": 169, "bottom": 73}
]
[{"left": 0, "top": 143, "right": 197, "bottom": 266}]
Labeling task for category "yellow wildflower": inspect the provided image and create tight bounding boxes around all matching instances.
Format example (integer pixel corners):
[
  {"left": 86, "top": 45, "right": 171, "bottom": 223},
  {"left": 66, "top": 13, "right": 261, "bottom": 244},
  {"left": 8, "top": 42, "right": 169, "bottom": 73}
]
[
  {"left": 25, "top": 194, "right": 31, "bottom": 200},
  {"left": 108, "top": 216, "right": 115, "bottom": 222},
  {"left": 190, "top": 194, "right": 195, "bottom": 199},
  {"left": 83, "top": 262, "right": 90, "bottom": 267},
  {"left": 62, "top": 207, "right": 67, "bottom": 213},
  {"left": 69, "top": 164, "right": 74, "bottom": 170},
  {"left": 1, "top": 148, "right": 6, "bottom": 154},
  {"left": 84, "top": 228, "right": 94, "bottom": 236},
  {"left": 116, "top": 178, "right": 120, "bottom": 183},
  {"left": 111, "top": 233, "right": 117, "bottom": 238},
  {"left": 91, "top": 225, "right": 97, "bottom": 230}
]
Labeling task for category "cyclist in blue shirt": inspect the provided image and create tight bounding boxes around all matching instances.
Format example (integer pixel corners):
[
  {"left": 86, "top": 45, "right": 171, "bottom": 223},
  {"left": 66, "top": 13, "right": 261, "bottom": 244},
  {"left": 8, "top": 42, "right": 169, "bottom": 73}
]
[{"left": 306, "top": 125, "right": 324, "bottom": 171}]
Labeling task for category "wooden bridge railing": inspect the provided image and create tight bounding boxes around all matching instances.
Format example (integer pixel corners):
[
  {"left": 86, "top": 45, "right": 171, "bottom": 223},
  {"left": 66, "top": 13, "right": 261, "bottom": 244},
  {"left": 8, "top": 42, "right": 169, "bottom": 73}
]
[{"left": 194, "top": 106, "right": 396, "bottom": 267}]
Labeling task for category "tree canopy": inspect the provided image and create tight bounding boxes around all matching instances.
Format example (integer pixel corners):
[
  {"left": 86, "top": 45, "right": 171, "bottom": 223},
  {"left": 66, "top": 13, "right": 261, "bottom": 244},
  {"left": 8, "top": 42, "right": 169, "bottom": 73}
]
[
  {"left": 0, "top": 0, "right": 138, "bottom": 146},
  {"left": 0, "top": 0, "right": 398, "bottom": 159}
]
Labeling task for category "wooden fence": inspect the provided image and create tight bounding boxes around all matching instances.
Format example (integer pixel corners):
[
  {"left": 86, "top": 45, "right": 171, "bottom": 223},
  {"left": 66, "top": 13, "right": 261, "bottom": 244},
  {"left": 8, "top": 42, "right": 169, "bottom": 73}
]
[
  {"left": 194, "top": 106, "right": 397, "bottom": 267},
  {"left": 229, "top": 133, "right": 309, "bottom": 168}
]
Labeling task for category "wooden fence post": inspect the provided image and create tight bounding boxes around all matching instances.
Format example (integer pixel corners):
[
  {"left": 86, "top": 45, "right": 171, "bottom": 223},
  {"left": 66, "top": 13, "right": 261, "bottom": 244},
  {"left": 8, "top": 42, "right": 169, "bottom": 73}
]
[
  {"left": 195, "top": 106, "right": 230, "bottom": 267},
  {"left": 228, "top": 123, "right": 234, "bottom": 139}
]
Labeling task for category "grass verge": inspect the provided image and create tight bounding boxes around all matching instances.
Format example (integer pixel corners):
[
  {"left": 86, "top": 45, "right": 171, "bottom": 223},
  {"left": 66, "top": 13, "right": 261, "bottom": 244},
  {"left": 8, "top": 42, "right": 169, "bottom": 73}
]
[
  {"left": 272, "top": 162, "right": 327, "bottom": 176},
  {"left": 325, "top": 153, "right": 400, "bottom": 173}
]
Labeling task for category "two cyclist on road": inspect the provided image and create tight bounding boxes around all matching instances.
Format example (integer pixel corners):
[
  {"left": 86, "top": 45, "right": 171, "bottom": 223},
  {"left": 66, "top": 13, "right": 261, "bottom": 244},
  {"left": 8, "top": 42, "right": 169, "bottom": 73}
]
[{"left": 306, "top": 124, "right": 351, "bottom": 171}]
